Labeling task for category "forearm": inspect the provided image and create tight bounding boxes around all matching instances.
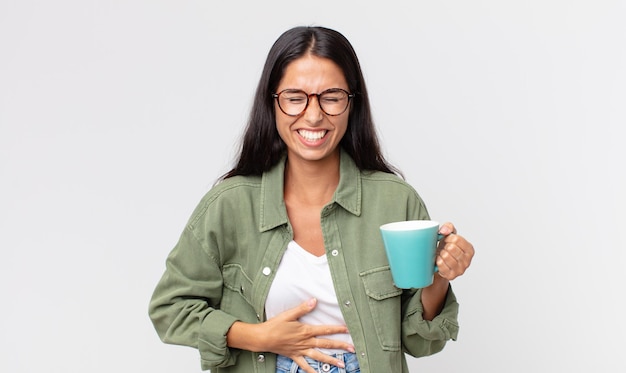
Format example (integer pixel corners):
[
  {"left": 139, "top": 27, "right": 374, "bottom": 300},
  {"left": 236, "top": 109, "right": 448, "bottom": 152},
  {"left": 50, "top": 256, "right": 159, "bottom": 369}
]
[
  {"left": 226, "top": 321, "right": 265, "bottom": 352},
  {"left": 420, "top": 275, "right": 449, "bottom": 320}
]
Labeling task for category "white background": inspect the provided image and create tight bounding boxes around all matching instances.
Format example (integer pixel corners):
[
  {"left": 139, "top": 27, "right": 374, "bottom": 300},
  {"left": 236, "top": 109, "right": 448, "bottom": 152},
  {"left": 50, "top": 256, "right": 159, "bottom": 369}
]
[{"left": 1, "top": 1, "right": 625, "bottom": 372}]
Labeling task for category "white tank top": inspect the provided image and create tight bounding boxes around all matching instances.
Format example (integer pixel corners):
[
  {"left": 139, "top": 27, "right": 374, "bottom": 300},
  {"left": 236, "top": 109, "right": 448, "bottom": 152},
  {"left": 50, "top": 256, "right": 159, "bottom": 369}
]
[{"left": 265, "top": 240, "right": 353, "bottom": 354}]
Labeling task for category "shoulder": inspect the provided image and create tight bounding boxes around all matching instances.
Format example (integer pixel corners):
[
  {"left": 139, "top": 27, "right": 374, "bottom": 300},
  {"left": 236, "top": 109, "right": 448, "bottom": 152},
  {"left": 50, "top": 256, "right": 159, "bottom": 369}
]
[
  {"left": 361, "top": 170, "right": 428, "bottom": 206},
  {"left": 360, "top": 170, "right": 419, "bottom": 194},
  {"left": 187, "top": 175, "right": 263, "bottom": 227},
  {"left": 359, "top": 170, "right": 430, "bottom": 219},
  {"left": 202, "top": 175, "right": 263, "bottom": 204}
]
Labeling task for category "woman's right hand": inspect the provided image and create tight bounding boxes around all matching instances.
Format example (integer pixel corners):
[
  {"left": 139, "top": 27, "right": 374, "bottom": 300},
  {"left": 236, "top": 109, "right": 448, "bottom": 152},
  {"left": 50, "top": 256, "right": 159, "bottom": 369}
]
[{"left": 226, "top": 298, "right": 354, "bottom": 373}]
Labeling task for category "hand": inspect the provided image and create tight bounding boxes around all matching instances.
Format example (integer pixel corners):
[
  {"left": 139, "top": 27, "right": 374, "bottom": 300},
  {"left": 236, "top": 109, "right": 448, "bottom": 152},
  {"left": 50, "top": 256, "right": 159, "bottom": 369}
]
[
  {"left": 436, "top": 222, "right": 474, "bottom": 281},
  {"left": 258, "top": 298, "right": 354, "bottom": 373}
]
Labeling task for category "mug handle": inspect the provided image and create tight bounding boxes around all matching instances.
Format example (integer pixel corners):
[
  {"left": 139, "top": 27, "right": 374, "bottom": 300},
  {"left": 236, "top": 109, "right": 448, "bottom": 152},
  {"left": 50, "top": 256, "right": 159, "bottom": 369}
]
[{"left": 434, "top": 233, "right": 444, "bottom": 273}]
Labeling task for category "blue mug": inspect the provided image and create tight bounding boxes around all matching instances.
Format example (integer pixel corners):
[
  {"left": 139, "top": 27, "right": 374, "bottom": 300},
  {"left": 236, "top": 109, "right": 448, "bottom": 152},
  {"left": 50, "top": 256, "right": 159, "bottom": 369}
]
[{"left": 379, "top": 220, "right": 442, "bottom": 289}]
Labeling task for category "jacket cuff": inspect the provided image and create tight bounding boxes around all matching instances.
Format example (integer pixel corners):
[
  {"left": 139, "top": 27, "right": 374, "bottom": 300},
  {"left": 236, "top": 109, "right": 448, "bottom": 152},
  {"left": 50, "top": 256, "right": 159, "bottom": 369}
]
[
  {"left": 198, "top": 310, "right": 241, "bottom": 369},
  {"left": 403, "top": 285, "right": 460, "bottom": 341}
]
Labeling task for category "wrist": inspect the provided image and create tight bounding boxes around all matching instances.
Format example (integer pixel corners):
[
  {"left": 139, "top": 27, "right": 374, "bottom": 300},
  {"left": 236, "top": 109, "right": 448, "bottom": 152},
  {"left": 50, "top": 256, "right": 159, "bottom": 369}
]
[
  {"left": 420, "top": 275, "right": 450, "bottom": 320},
  {"left": 425, "top": 274, "right": 449, "bottom": 297},
  {"left": 227, "top": 321, "right": 264, "bottom": 352},
  {"left": 432, "top": 272, "right": 450, "bottom": 288}
]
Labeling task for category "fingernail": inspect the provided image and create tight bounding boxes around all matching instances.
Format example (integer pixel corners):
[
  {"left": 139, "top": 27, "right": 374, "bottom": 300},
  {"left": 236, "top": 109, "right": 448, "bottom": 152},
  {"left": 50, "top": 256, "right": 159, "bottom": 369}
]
[
  {"left": 307, "top": 298, "right": 317, "bottom": 308},
  {"left": 347, "top": 346, "right": 355, "bottom": 353},
  {"left": 337, "top": 361, "right": 345, "bottom": 368}
]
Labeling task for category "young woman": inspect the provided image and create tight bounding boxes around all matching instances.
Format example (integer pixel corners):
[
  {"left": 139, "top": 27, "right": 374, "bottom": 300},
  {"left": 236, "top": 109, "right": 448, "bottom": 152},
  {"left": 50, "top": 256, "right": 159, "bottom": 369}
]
[{"left": 149, "top": 26, "right": 474, "bottom": 373}]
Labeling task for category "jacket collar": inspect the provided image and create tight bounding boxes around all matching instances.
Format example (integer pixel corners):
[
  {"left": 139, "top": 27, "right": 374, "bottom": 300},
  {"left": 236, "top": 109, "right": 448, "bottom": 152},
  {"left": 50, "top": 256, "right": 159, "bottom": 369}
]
[{"left": 259, "top": 148, "right": 362, "bottom": 232}]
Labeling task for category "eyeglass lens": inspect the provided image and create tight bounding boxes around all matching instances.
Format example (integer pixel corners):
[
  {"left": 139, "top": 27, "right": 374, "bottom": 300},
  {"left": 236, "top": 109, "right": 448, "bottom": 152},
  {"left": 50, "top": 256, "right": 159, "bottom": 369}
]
[{"left": 276, "top": 89, "right": 351, "bottom": 116}]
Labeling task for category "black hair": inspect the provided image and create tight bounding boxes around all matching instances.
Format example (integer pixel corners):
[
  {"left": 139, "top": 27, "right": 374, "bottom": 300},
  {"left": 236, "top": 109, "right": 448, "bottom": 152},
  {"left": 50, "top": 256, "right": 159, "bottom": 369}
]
[{"left": 221, "top": 26, "right": 400, "bottom": 179}]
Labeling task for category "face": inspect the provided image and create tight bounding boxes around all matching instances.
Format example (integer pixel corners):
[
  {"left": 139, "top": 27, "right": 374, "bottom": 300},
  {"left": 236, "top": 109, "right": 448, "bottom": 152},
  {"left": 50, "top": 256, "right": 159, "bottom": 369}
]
[{"left": 274, "top": 55, "right": 350, "bottom": 165}]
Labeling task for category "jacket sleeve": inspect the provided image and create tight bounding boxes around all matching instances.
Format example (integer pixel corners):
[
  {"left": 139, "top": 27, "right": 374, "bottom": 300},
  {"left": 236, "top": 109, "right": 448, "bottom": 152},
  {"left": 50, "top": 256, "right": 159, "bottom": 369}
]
[
  {"left": 400, "top": 286, "right": 460, "bottom": 357},
  {"left": 148, "top": 222, "right": 241, "bottom": 369},
  {"left": 400, "top": 183, "right": 460, "bottom": 357}
]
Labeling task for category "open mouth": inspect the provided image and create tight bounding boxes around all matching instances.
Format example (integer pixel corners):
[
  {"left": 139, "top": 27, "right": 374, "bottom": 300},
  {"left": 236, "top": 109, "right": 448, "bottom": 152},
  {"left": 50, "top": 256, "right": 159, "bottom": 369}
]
[{"left": 298, "top": 129, "right": 327, "bottom": 141}]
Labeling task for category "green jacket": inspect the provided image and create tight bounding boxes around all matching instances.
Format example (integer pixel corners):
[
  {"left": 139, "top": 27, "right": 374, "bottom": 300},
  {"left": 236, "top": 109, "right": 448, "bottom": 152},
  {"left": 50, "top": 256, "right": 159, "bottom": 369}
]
[{"left": 149, "top": 150, "right": 460, "bottom": 372}]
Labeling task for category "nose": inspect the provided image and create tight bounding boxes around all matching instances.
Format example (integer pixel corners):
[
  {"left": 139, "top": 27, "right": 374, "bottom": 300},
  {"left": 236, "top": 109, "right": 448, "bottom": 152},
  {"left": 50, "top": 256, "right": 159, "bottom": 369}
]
[{"left": 303, "top": 95, "right": 323, "bottom": 124}]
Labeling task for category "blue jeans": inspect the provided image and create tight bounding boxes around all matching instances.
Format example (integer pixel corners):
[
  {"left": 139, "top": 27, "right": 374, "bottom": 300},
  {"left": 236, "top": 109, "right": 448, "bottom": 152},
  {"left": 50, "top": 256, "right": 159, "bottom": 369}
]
[{"left": 276, "top": 352, "right": 360, "bottom": 373}]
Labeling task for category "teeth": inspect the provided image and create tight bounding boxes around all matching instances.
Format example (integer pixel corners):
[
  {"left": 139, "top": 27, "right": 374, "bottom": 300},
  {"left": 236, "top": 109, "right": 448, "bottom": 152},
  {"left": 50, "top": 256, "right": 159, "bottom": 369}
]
[{"left": 298, "top": 129, "right": 326, "bottom": 141}]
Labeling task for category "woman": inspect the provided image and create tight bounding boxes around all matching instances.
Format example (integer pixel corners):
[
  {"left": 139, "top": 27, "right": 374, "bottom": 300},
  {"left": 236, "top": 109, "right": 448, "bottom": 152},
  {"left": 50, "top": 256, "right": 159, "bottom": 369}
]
[{"left": 149, "top": 26, "right": 474, "bottom": 373}]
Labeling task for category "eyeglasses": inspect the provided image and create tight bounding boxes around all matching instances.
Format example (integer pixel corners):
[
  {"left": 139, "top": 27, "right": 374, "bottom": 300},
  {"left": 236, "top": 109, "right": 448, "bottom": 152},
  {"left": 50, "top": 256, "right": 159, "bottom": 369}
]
[{"left": 272, "top": 88, "right": 354, "bottom": 117}]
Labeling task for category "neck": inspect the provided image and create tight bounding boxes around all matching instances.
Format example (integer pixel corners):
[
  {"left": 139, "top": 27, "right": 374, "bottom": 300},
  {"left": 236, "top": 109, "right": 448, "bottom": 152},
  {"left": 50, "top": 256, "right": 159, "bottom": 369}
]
[{"left": 284, "top": 152, "right": 340, "bottom": 206}]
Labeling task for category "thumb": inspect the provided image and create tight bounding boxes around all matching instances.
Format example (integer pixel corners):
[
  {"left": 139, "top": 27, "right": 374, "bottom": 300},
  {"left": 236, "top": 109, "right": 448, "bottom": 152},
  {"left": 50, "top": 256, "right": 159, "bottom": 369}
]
[
  {"left": 277, "top": 298, "right": 317, "bottom": 321},
  {"left": 438, "top": 222, "right": 456, "bottom": 236},
  {"left": 296, "top": 298, "right": 317, "bottom": 317},
  {"left": 305, "top": 297, "right": 317, "bottom": 310}
]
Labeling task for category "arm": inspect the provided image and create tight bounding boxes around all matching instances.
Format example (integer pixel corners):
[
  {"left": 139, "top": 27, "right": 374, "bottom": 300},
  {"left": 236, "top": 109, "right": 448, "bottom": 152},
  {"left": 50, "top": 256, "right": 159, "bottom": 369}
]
[
  {"left": 421, "top": 222, "right": 474, "bottom": 320},
  {"left": 226, "top": 299, "right": 355, "bottom": 373},
  {"left": 150, "top": 228, "right": 354, "bottom": 373},
  {"left": 401, "top": 223, "right": 474, "bottom": 357},
  {"left": 149, "top": 226, "right": 240, "bottom": 368},
  {"left": 420, "top": 275, "right": 450, "bottom": 321}
]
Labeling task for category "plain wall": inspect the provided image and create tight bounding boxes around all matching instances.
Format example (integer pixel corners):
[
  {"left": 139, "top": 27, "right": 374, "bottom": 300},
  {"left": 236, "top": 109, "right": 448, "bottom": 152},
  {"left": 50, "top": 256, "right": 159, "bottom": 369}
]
[{"left": 1, "top": 1, "right": 624, "bottom": 371}]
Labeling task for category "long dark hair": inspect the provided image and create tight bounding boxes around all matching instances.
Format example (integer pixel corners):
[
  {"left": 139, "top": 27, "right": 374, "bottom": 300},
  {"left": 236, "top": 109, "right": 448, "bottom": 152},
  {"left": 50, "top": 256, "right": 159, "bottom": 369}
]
[{"left": 221, "top": 26, "right": 400, "bottom": 180}]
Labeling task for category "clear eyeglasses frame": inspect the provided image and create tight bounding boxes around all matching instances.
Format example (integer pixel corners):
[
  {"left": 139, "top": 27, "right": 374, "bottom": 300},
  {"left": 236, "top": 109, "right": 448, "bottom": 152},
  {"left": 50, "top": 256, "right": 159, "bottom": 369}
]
[{"left": 272, "top": 88, "right": 354, "bottom": 117}]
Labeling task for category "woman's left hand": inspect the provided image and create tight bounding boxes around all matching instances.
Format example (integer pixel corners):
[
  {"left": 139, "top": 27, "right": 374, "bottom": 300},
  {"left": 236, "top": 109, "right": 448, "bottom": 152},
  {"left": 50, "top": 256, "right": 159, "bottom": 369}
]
[{"left": 436, "top": 222, "right": 474, "bottom": 281}]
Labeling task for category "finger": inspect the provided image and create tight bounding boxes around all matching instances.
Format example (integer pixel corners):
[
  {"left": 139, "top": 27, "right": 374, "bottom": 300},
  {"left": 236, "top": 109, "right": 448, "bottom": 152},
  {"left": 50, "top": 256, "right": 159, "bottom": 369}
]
[
  {"left": 447, "top": 234, "right": 473, "bottom": 254},
  {"left": 293, "top": 356, "right": 317, "bottom": 373},
  {"left": 436, "top": 254, "right": 453, "bottom": 278},
  {"left": 437, "top": 244, "right": 463, "bottom": 277},
  {"left": 307, "top": 349, "right": 346, "bottom": 369},
  {"left": 438, "top": 222, "right": 457, "bottom": 236},
  {"left": 441, "top": 242, "right": 465, "bottom": 261},
  {"left": 440, "top": 234, "right": 473, "bottom": 260},
  {"left": 437, "top": 245, "right": 470, "bottom": 280},
  {"left": 436, "top": 232, "right": 474, "bottom": 280},
  {"left": 445, "top": 238, "right": 475, "bottom": 265},
  {"left": 275, "top": 298, "right": 317, "bottom": 322},
  {"left": 457, "top": 236, "right": 475, "bottom": 259},
  {"left": 309, "top": 324, "right": 350, "bottom": 337},
  {"left": 310, "top": 335, "right": 354, "bottom": 352}
]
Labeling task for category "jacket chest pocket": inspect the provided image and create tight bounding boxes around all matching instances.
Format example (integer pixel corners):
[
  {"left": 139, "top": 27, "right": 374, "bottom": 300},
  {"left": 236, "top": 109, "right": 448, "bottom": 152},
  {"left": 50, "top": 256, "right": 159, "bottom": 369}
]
[
  {"left": 360, "top": 266, "right": 403, "bottom": 351},
  {"left": 222, "top": 264, "right": 256, "bottom": 322}
]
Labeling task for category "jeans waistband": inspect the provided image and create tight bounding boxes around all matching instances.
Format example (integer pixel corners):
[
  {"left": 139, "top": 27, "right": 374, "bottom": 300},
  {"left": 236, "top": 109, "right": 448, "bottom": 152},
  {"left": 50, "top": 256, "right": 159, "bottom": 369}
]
[{"left": 276, "top": 352, "right": 360, "bottom": 373}]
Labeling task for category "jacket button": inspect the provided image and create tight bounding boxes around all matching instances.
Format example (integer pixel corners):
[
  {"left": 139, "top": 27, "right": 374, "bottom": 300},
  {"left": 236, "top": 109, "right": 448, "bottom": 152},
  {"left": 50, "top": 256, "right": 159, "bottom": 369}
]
[
  {"left": 257, "top": 354, "right": 265, "bottom": 362},
  {"left": 262, "top": 267, "right": 271, "bottom": 276},
  {"left": 331, "top": 249, "right": 339, "bottom": 256}
]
